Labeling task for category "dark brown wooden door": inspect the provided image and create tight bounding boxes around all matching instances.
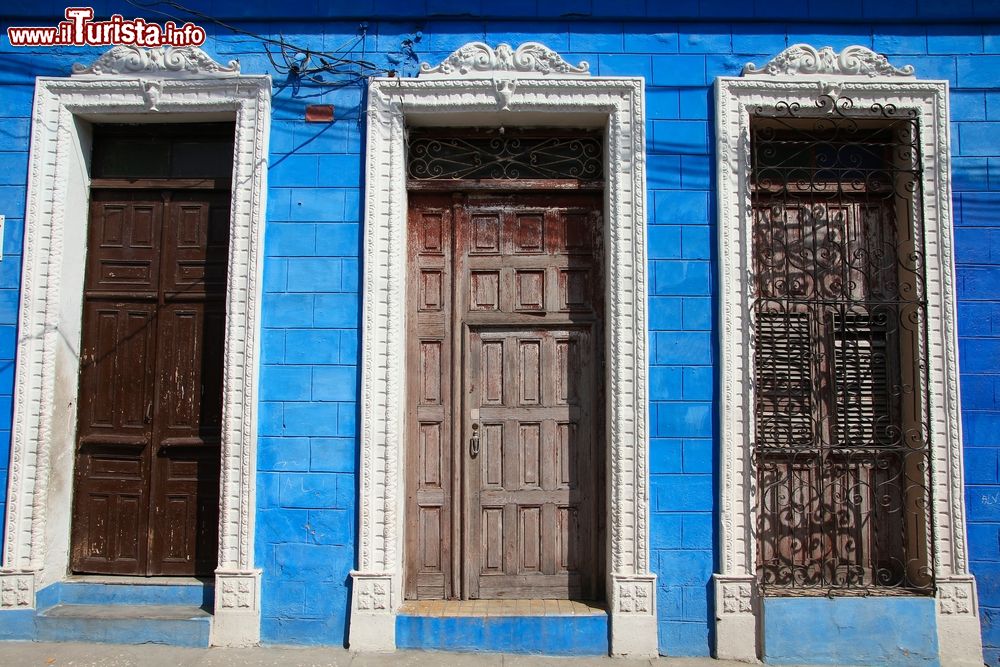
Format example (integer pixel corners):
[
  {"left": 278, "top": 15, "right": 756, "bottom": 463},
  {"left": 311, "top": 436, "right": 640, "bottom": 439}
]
[
  {"left": 405, "top": 191, "right": 604, "bottom": 600},
  {"left": 71, "top": 188, "right": 229, "bottom": 576}
]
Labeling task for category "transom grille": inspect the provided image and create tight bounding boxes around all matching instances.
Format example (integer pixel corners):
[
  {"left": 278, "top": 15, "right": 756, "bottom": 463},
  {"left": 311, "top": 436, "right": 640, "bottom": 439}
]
[
  {"left": 406, "top": 129, "right": 603, "bottom": 181},
  {"left": 750, "top": 95, "right": 933, "bottom": 595}
]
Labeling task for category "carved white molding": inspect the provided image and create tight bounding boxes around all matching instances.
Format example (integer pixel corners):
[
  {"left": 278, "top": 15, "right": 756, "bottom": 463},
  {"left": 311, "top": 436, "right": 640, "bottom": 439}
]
[
  {"left": 71, "top": 45, "right": 240, "bottom": 78},
  {"left": 348, "top": 573, "right": 394, "bottom": 652},
  {"left": 716, "top": 49, "right": 978, "bottom": 665},
  {"left": 936, "top": 575, "right": 983, "bottom": 665},
  {"left": 0, "top": 572, "right": 34, "bottom": 609},
  {"left": 938, "top": 577, "right": 978, "bottom": 616},
  {"left": 353, "top": 574, "right": 392, "bottom": 613},
  {"left": 211, "top": 570, "right": 261, "bottom": 646},
  {"left": 713, "top": 574, "right": 757, "bottom": 662},
  {"left": 2, "top": 58, "right": 269, "bottom": 648},
  {"left": 218, "top": 573, "right": 257, "bottom": 610},
  {"left": 718, "top": 578, "right": 754, "bottom": 615},
  {"left": 612, "top": 575, "right": 656, "bottom": 615},
  {"left": 419, "top": 41, "right": 589, "bottom": 78},
  {"left": 609, "top": 574, "right": 657, "bottom": 658},
  {"left": 742, "top": 44, "right": 915, "bottom": 78},
  {"left": 354, "top": 43, "right": 652, "bottom": 657}
]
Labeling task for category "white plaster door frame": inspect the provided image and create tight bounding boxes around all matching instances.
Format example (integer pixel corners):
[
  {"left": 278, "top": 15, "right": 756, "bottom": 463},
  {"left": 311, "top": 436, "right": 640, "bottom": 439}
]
[
  {"left": 349, "top": 42, "right": 656, "bottom": 657},
  {"left": 714, "top": 45, "right": 982, "bottom": 665},
  {"left": 0, "top": 46, "right": 270, "bottom": 647}
]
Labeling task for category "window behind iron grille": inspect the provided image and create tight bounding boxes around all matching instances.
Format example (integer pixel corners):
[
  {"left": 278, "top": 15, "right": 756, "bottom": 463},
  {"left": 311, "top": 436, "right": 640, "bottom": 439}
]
[{"left": 750, "top": 104, "right": 933, "bottom": 595}]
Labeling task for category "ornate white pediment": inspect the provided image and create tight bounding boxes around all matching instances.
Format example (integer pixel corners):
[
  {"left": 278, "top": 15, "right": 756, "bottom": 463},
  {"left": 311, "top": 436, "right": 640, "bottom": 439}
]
[
  {"left": 72, "top": 45, "right": 239, "bottom": 77},
  {"left": 742, "top": 44, "right": 914, "bottom": 78},
  {"left": 419, "top": 41, "right": 589, "bottom": 78}
]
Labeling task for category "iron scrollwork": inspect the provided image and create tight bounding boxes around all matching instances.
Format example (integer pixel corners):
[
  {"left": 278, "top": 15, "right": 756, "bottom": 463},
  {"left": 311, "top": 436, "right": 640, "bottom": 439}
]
[
  {"left": 750, "top": 95, "right": 933, "bottom": 596},
  {"left": 406, "top": 131, "right": 603, "bottom": 181}
]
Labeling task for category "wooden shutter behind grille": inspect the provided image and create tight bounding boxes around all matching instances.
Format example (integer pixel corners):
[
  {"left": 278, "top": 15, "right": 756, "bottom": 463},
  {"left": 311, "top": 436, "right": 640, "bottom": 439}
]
[
  {"left": 750, "top": 115, "right": 931, "bottom": 594},
  {"left": 754, "top": 311, "right": 812, "bottom": 449},
  {"left": 833, "top": 313, "right": 893, "bottom": 448}
]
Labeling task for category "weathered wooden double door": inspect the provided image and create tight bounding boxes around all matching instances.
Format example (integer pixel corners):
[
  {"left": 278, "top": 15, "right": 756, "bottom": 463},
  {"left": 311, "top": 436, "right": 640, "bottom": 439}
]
[
  {"left": 405, "top": 191, "right": 605, "bottom": 600},
  {"left": 70, "top": 188, "right": 229, "bottom": 576}
]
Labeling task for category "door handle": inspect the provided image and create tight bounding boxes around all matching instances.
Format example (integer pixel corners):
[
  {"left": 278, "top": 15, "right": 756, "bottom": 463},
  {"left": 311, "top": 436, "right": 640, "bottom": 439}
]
[
  {"left": 469, "top": 422, "right": 480, "bottom": 458},
  {"left": 144, "top": 402, "right": 153, "bottom": 424}
]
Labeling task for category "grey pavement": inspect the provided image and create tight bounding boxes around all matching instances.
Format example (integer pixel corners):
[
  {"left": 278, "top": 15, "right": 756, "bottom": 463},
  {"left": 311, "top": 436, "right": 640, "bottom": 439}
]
[{"left": 0, "top": 642, "right": 787, "bottom": 667}]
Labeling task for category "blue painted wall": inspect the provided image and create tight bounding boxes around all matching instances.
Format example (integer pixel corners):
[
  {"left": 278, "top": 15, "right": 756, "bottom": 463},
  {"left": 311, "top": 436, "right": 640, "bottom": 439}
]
[
  {"left": 763, "top": 598, "right": 939, "bottom": 665},
  {"left": 396, "top": 614, "right": 609, "bottom": 654},
  {"left": 0, "top": 1, "right": 999, "bottom": 659}
]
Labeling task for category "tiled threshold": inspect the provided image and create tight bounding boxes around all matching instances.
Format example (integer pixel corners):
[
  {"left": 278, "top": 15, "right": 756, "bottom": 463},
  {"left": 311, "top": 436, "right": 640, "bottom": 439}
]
[{"left": 399, "top": 599, "right": 606, "bottom": 616}]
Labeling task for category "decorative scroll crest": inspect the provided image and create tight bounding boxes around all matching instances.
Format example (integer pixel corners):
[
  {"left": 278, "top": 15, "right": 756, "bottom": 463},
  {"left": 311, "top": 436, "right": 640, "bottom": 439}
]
[
  {"left": 72, "top": 45, "right": 240, "bottom": 77},
  {"left": 419, "top": 42, "right": 589, "bottom": 111},
  {"left": 419, "top": 41, "right": 589, "bottom": 78},
  {"left": 743, "top": 44, "right": 914, "bottom": 78}
]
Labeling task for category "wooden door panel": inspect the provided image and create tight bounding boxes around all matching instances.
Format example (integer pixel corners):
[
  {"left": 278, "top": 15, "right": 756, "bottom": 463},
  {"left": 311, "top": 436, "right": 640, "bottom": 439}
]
[
  {"left": 85, "top": 196, "right": 162, "bottom": 295},
  {"left": 153, "top": 303, "right": 225, "bottom": 436},
  {"left": 72, "top": 300, "right": 157, "bottom": 575},
  {"left": 147, "top": 301, "right": 224, "bottom": 576},
  {"left": 71, "top": 449, "right": 150, "bottom": 574},
  {"left": 150, "top": 451, "right": 220, "bottom": 575},
  {"left": 72, "top": 189, "right": 227, "bottom": 577},
  {"left": 404, "top": 190, "right": 603, "bottom": 601},
  {"left": 467, "top": 327, "right": 598, "bottom": 599},
  {"left": 147, "top": 195, "right": 227, "bottom": 576},
  {"left": 161, "top": 194, "right": 230, "bottom": 298},
  {"left": 77, "top": 303, "right": 158, "bottom": 433},
  {"left": 405, "top": 196, "right": 455, "bottom": 599}
]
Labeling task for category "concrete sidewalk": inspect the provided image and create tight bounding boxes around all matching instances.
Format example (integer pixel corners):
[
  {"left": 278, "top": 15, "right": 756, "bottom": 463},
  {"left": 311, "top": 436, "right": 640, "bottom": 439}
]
[{"left": 0, "top": 642, "right": 778, "bottom": 667}]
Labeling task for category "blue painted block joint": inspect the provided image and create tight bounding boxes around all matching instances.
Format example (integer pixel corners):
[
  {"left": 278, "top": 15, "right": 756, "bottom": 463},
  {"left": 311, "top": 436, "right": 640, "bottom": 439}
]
[
  {"left": 396, "top": 614, "right": 609, "bottom": 655},
  {"left": 763, "top": 597, "right": 939, "bottom": 666}
]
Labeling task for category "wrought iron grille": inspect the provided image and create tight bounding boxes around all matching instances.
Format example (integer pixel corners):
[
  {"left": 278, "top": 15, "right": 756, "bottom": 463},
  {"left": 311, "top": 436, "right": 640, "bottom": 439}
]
[
  {"left": 406, "top": 129, "right": 603, "bottom": 181},
  {"left": 750, "top": 95, "right": 933, "bottom": 595}
]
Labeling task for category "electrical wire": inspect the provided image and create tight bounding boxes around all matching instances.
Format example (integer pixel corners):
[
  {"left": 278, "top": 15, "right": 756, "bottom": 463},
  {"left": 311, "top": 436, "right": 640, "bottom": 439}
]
[{"left": 122, "top": 0, "right": 394, "bottom": 85}]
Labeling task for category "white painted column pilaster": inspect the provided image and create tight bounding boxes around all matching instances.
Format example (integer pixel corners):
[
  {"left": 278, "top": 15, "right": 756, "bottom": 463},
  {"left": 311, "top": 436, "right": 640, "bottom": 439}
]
[
  {"left": 348, "top": 573, "right": 395, "bottom": 651},
  {"left": 348, "top": 80, "right": 406, "bottom": 652},
  {"left": 936, "top": 577, "right": 985, "bottom": 665},
  {"left": 713, "top": 575, "right": 758, "bottom": 662},
  {"left": 212, "top": 570, "right": 262, "bottom": 646},
  {"left": 610, "top": 574, "right": 658, "bottom": 657}
]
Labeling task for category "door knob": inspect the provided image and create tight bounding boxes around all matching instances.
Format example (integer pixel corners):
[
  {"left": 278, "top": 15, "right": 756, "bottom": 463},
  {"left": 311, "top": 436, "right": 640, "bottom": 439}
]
[{"left": 470, "top": 422, "right": 480, "bottom": 458}]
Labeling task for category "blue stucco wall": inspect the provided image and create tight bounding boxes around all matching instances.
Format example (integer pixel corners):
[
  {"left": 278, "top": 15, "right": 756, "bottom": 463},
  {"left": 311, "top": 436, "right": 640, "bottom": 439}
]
[
  {"left": 763, "top": 597, "right": 939, "bottom": 665},
  {"left": 954, "top": 37, "right": 1000, "bottom": 667},
  {"left": 396, "top": 614, "right": 609, "bottom": 654},
  {"left": 0, "top": 1, "right": 999, "bottom": 660}
]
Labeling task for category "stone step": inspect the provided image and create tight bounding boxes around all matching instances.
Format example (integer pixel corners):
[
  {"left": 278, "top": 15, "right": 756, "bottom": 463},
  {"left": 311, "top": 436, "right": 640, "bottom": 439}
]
[
  {"left": 396, "top": 610, "right": 609, "bottom": 655},
  {"left": 35, "top": 604, "right": 211, "bottom": 647},
  {"left": 45, "top": 578, "right": 213, "bottom": 608}
]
